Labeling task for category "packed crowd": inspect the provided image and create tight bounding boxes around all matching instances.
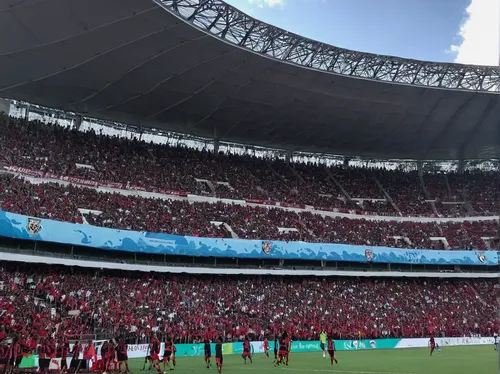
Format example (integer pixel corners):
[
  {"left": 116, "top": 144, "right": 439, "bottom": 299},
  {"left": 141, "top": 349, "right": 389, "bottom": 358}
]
[
  {"left": 1, "top": 175, "right": 498, "bottom": 250},
  {"left": 0, "top": 114, "right": 499, "bottom": 217},
  {"left": 0, "top": 263, "right": 496, "bottom": 342}
]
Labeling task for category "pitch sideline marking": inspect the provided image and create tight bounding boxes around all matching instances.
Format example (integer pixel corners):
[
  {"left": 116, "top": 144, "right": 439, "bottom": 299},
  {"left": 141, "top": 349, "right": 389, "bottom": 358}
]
[{"left": 236, "top": 366, "right": 416, "bottom": 374}]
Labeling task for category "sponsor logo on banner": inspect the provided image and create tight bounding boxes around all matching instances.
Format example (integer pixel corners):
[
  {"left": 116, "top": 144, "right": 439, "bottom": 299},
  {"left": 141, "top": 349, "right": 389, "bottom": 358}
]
[
  {"left": 262, "top": 242, "right": 272, "bottom": 255},
  {"left": 27, "top": 218, "right": 42, "bottom": 235},
  {"left": 365, "top": 250, "right": 373, "bottom": 262},
  {"left": 477, "top": 252, "right": 486, "bottom": 263},
  {"left": 369, "top": 340, "right": 376, "bottom": 349}
]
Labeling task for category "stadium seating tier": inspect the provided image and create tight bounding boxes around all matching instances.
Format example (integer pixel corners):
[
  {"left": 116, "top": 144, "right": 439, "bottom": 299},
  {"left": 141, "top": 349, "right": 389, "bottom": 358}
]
[{"left": 0, "top": 263, "right": 496, "bottom": 341}]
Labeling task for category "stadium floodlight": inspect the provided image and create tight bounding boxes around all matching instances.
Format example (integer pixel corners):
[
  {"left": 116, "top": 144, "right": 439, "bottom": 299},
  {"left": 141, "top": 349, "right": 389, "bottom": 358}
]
[{"left": 155, "top": 0, "right": 500, "bottom": 93}]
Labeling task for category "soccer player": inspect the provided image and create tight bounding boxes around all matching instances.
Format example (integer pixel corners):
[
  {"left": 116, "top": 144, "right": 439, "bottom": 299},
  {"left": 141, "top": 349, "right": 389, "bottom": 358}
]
[
  {"left": 38, "top": 339, "right": 50, "bottom": 374},
  {"left": 163, "top": 336, "right": 173, "bottom": 372},
  {"left": 428, "top": 336, "right": 436, "bottom": 356},
  {"left": 171, "top": 343, "right": 177, "bottom": 368},
  {"left": 242, "top": 336, "right": 252, "bottom": 364},
  {"left": 57, "top": 337, "right": 70, "bottom": 374},
  {"left": 327, "top": 337, "right": 338, "bottom": 366},
  {"left": 149, "top": 334, "right": 161, "bottom": 373},
  {"left": 274, "top": 332, "right": 289, "bottom": 367},
  {"left": 48, "top": 338, "right": 56, "bottom": 360},
  {"left": 100, "top": 341, "right": 109, "bottom": 373},
  {"left": 273, "top": 335, "right": 278, "bottom": 361},
  {"left": 215, "top": 337, "right": 223, "bottom": 374},
  {"left": 106, "top": 340, "right": 116, "bottom": 371},
  {"left": 203, "top": 337, "right": 211, "bottom": 369},
  {"left": 263, "top": 337, "right": 269, "bottom": 358},
  {"left": 145, "top": 354, "right": 154, "bottom": 371},
  {"left": 70, "top": 340, "right": 82, "bottom": 373},
  {"left": 494, "top": 332, "right": 498, "bottom": 351},
  {"left": 319, "top": 330, "right": 327, "bottom": 358},
  {"left": 0, "top": 340, "right": 12, "bottom": 374},
  {"left": 117, "top": 338, "right": 130, "bottom": 374}
]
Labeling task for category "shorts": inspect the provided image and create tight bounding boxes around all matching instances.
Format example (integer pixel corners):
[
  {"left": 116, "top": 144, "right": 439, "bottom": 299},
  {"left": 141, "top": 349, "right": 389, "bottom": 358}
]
[
  {"left": 242, "top": 351, "right": 251, "bottom": 357},
  {"left": 163, "top": 351, "right": 172, "bottom": 362},
  {"left": 328, "top": 350, "right": 335, "bottom": 357},
  {"left": 150, "top": 354, "right": 160, "bottom": 361},
  {"left": 320, "top": 343, "right": 325, "bottom": 351},
  {"left": 70, "top": 358, "right": 79, "bottom": 369},
  {"left": 117, "top": 353, "right": 128, "bottom": 362},
  {"left": 204, "top": 354, "right": 211, "bottom": 360},
  {"left": 264, "top": 347, "right": 269, "bottom": 352},
  {"left": 278, "top": 350, "right": 288, "bottom": 357},
  {"left": 430, "top": 344, "right": 436, "bottom": 349},
  {"left": 216, "top": 357, "right": 223, "bottom": 365},
  {"left": 39, "top": 358, "right": 51, "bottom": 369}
]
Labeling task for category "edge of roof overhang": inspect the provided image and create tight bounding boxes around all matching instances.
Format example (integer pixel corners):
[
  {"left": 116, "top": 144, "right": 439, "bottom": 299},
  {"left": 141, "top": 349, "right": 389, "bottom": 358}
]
[{"left": 153, "top": 0, "right": 500, "bottom": 94}]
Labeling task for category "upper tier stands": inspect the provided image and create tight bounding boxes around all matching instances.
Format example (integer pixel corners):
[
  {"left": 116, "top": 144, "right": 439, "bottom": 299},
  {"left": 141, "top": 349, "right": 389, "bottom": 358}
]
[
  {"left": 0, "top": 114, "right": 499, "bottom": 218},
  {"left": 0, "top": 262, "right": 496, "bottom": 341},
  {"left": 1, "top": 175, "right": 498, "bottom": 250}
]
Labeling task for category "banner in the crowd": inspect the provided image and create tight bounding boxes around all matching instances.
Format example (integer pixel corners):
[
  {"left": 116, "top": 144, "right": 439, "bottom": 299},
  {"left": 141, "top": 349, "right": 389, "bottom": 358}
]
[
  {"left": 0, "top": 210, "right": 497, "bottom": 266},
  {"left": 19, "top": 354, "right": 37, "bottom": 368},
  {"left": 395, "top": 336, "right": 494, "bottom": 349}
]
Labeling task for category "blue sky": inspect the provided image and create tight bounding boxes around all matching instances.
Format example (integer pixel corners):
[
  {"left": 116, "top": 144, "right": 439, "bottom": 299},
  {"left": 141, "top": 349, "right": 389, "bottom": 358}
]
[{"left": 224, "top": 0, "right": 499, "bottom": 66}]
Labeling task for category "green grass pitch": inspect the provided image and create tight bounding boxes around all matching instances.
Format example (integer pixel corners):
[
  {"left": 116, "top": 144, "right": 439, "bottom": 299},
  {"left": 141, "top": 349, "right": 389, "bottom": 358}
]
[{"left": 126, "top": 346, "right": 497, "bottom": 374}]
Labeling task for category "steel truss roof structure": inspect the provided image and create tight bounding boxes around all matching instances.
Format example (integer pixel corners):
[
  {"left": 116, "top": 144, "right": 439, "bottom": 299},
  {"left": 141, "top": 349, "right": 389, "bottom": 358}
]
[
  {"left": 0, "top": 0, "right": 499, "bottom": 161},
  {"left": 161, "top": 0, "right": 500, "bottom": 93}
]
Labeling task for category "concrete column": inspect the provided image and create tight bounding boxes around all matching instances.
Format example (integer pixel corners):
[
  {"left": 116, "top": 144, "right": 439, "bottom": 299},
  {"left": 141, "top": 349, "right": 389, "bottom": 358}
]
[
  {"left": 0, "top": 98, "right": 10, "bottom": 114},
  {"left": 457, "top": 160, "right": 465, "bottom": 174},
  {"left": 214, "top": 137, "right": 220, "bottom": 154},
  {"left": 285, "top": 150, "right": 292, "bottom": 165},
  {"left": 75, "top": 115, "right": 83, "bottom": 130},
  {"left": 24, "top": 103, "right": 30, "bottom": 123},
  {"left": 417, "top": 161, "right": 423, "bottom": 177}
]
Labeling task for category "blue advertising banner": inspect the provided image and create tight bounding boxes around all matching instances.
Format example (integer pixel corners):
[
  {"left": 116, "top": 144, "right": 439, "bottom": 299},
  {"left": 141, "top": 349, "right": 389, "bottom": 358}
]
[{"left": 0, "top": 210, "right": 497, "bottom": 265}]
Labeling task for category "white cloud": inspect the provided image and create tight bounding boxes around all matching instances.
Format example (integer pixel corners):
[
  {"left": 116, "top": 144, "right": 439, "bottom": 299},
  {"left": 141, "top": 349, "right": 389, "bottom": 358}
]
[
  {"left": 448, "top": 0, "right": 500, "bottom": 66},
  {"left": 247, "top": 0, "right": 285, "bottom": 8}
]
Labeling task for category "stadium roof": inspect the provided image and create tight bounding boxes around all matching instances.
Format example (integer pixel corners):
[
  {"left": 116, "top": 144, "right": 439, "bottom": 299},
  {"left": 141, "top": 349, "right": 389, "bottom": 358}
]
[{"left": 0, "top": 0, "right": 499, "bottom": 160}]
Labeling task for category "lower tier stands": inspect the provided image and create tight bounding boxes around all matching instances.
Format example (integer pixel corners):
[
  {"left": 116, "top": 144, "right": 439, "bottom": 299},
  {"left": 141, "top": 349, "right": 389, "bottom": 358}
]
[
  {"left": 0, "top": 175, "right": 498, "bottom": 250},
  {"left": 0, "top": 262, "right": 496, "bottom": 341},
  {"left": 1, "top": 115, "right": 499, "bottom": 218}
]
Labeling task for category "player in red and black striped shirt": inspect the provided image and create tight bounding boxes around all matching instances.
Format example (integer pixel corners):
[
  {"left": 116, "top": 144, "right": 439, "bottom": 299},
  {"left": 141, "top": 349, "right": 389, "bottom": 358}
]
[
  {"left": 150, "top": 334, "right": 161, "bottom": 373},
  {"left": 203, "top": 338, "right": 211, "bottom": 369},
  {"left": 327, "top": 337, "right": 338, "bottom": 366},
  {"left": 38, "top": 339, "right": 50, "bottom": 374},
  {"left": 56, "top": 337, "right": 70, "bottom": 374},
  {"left": 70, "top": 341, "right": 82, "bottom": 373},
  {"left": 171, "top": 341, "right": 177, "bottom": 368},
  {"left": 0, "top": 341, "right": 12, "bottom": 374},
  {"left": 163, "top": 337, "right": 173, "bottom": 372},
  {"left": 12, "top": 338, "right": 24, "bottom": 373},
  {"left": 429, "top": 336, "right": 436, "bottom": 356},
  {"left": 106, "top": 340, "right": 116, "bottom": 371},
  {"left": 117, "top": 339, "right": 130, "bottom": 374},
  {"left": 215, "top": 337, "right": 223, "bottom": 374},
  {"left": 242, "top": 336, "right": 252, "bottom": 364},
  {"left": 274, "top": 332, "right": 289, "bottom": 367}
]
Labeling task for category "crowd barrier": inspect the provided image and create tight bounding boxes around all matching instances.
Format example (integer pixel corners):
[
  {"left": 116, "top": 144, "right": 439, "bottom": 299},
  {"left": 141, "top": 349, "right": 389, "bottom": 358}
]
[
  {"left": 18, "top": 337, "right": 495, "bottom": 368},
  {"left": 0, "top": 210, "right": 498, "bottom": 265}
]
